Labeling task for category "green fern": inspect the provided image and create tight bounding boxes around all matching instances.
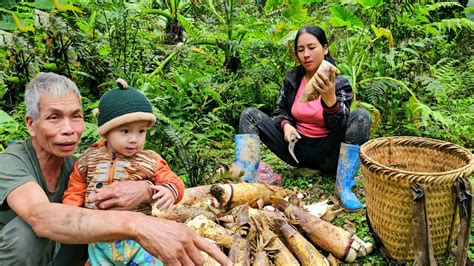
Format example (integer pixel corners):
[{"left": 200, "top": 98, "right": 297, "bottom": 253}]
[
  {"left": 416, "top": 58, "right": 473, "bottom": 102},
  {"left": 359, "top": 77, "right": 450, "bottom": 128},
  {"left": 359, "top": 78, "right": 392, "bottom": 104},
  {"left": 431, "top": 59, "right": 462, "bottom": 96},
  {"left": 426, "top": 2, "right": 463, "bottom": 11},
  {"left": 425, "top": 18, "right": 474, "bottom": 35},
  {"left": 406, "top": 95, "right": 449, "bottom": 128},
  {"left": 162, "top": 124, "right": 214, "bottom": 187}
]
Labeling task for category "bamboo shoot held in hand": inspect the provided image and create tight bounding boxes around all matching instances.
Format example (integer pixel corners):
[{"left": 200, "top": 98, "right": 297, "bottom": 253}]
[{"left": 299, "top": 60, "right": 340, "bottom": 103}]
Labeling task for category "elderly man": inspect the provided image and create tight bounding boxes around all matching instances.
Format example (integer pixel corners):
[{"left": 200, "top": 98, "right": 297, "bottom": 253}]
[{"left": 0, "top": 73, "right": 230, "bottom": 265}]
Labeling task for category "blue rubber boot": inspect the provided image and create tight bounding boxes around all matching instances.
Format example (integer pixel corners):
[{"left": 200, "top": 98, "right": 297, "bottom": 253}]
[
  {"left": 336, "top": 142, "right": 363, "bottom": 211},
  {"left": 234, "top": 134, "right": 260, "bottom": 183}
]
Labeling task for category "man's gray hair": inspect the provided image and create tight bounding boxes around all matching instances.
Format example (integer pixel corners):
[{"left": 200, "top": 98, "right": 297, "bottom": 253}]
[{"left": 25, "top": 72, "right": 82, "bottom": 121}]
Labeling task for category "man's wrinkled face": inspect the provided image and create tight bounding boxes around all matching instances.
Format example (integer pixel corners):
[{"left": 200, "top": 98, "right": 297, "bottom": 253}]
[{"left": 27, "top": 91, "right": 85, "bottom": 158}]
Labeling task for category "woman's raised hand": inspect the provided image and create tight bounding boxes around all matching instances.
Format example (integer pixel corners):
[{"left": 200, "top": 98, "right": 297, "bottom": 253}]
[{"left": 312, "top": 65, "right": 337, "bottom": 107}]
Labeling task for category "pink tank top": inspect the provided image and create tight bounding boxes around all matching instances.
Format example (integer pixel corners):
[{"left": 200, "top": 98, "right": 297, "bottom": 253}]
[{"left": 291, "top": 79, "right": 330, "bottom": 138}]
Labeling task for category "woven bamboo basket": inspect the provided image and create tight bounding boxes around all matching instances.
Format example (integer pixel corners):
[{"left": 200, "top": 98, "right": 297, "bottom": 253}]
[{"left": 359, "top": 136, "right": 474, "bottom": 261}]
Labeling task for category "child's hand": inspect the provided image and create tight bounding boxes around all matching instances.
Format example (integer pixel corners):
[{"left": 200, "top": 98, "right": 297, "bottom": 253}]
[{"left": 151, "top": 185, "right": 176, "bottom": 211}]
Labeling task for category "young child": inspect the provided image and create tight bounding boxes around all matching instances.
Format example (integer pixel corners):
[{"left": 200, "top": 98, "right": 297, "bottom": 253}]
[{"left": 63, "top": 78, "right": 184, "bottom": 266}]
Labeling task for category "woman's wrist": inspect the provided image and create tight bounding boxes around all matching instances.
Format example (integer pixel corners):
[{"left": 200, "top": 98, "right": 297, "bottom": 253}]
[
  {"left": 281, "top": 119, "right": 291, "bottom": 129},
  {"left": 322, "top": 95, "right": 337, "bottom": 107}
]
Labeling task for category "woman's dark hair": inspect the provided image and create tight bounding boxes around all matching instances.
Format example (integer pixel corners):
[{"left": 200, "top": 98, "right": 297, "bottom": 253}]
[{"left": 294, "top": 26, "right": 336, "bottom": 66}]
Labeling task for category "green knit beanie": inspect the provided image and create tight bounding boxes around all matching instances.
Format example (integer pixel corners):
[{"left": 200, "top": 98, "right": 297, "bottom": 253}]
[{"left": 97, "top": 78, "right": 156, "bottom": 136}]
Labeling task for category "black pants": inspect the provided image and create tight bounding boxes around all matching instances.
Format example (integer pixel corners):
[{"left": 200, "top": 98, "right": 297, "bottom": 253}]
[{"left": 239, "top": 108, "right": 371, "bottom": 173}]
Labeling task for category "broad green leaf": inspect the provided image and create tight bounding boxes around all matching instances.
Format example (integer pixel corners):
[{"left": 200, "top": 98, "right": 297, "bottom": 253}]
[
  {"left": 60, "top": 4, "right": 82, "bottom": 13},
  {"left": 99, "top": 46, "right": 111, "bottom": 56},
  {"left": 35, "top": 0, "right": 64, "bottom": 10},
  {"left": 466, "top": 5, "right": 474, "bottom": 21},
  {"left": 329, "top": 16, "right": 349, "bottom": 28},
  {"left": 0, "top": 17, "right": 17, "bottom": 31},
  {"left": 330, "top": 6, "right": 363, "bottom": 29},
  {"left": 0, "top": 110, "right": 14, "bottom": 124},
  {"left": 282, "top": 0, "right": 307, "bottom": 22},
  {"left": 357, "top": 0, "right": 383, "bottom": 8},
  {"left": 265, "top": 0, "right": 284, "bottom": 12}
]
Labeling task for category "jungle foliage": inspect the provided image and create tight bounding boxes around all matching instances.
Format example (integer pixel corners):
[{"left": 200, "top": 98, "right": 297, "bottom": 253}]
[{"left": 0, "top": 0, "right": 472, "bottom": 185}]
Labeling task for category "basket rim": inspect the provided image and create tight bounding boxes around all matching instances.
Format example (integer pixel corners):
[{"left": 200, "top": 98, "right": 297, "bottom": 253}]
[{"left": 360, "top": 136, "right": 474, "bottom": 177}]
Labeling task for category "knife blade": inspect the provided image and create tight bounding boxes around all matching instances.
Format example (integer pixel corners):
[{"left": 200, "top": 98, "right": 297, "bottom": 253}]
[{"left": 288, "top": 134, "right": 299, "bottom": 164}]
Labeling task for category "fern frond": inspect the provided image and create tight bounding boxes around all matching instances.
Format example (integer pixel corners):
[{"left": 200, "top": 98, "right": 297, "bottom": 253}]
[
  {"left": 359, "top": 76, "right": 413, "bottom": 100},
  {"left": 359, "top": 78, "right": 393, "bottom": 104},
  {"left": 425, "top": 18, "right": 474, "bottom": 35},
  {"left": 406, "top": 96, "right": 450, "bottom": 128},
  {"left": 163, "top": 124, "right": 182, "bottom": 146},
  {"left": 426, "top": 2, "right": 463, "bottom": 11},
  {"left": 415, "top": 75, "right": 444, "bottom": 96},
  {"left": 432, "top": 58, "right": 462, "bottom": 93}
]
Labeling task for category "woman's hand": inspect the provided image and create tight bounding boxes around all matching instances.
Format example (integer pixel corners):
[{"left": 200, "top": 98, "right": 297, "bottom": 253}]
[
  {"left": 312, "top": 66, "right": 337, "bottom": 107},
  {"left": 283, "top": 123, "right": 301, "bottom": 142}
]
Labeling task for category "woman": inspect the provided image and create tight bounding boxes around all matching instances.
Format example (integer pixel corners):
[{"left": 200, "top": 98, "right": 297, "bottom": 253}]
[{"left": 236, "top": 26, "right": 371, "bottom": 210}]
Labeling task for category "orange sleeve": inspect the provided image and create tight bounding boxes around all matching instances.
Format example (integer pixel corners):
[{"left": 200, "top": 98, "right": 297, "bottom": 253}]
[
  {"left": 151, "top": 157, "right": 185, "bottom": 204},
  {"left": 62, "top": 162, "right": 87, "bottom": 206}
]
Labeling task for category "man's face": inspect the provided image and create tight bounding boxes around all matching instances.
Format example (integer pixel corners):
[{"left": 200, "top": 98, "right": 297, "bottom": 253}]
[{"left": 27, "top": 91, "right": 85, "bottom": 158}]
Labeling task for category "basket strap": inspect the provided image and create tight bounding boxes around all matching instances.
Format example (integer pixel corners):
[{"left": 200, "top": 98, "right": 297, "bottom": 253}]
[
  {"left": 454, "top": 177, "right": 472, "bottom": 266},
  {"left": 411, "top": 182, "right": 436, "bottom": 265}
]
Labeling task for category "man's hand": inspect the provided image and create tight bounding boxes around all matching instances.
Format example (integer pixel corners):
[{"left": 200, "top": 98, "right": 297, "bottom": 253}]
[
  {"left": 151, "top": 185, "right": 175, "bottom": 211},
  {"left": 312, "top": 66, "right": 337, "bottom": 107},
  {"left": 283, "top": 123, "right": 301, "bottom": 143},
  {"left": 86, "top": 180, "right": 153, "bottom": 210},
  {"left": 8, "top": 182, "right": 231, "bottom": 266},
  {"left": 135, "top": 216, "right": 232, "bottom": 266}
]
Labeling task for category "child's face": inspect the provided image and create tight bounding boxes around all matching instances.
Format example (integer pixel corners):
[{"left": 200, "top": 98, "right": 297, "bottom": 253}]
[{"left": 106, "top": 120, "right": 149, "bottom": 156}]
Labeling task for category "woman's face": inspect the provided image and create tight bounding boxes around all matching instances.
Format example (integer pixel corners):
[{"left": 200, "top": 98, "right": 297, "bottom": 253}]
[{"left": 296, "top": 32, "right": 328, "bottom": 75}]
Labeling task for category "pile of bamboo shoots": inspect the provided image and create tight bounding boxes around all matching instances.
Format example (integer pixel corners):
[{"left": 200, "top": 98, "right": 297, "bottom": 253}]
[{"left": 152, "top": 183, "right": 374, "bottom": 265}]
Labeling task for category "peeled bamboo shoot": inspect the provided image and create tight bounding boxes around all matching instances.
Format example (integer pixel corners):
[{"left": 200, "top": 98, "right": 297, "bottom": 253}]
[
  {"left": 299, "top": 60, "right": 340, "bottom": 103},
  {"left": 211, "top": 183, "right": 294, "bottom": 210},
  {"left": 186, "top": 215, "right": 240, "bottom": 249}
]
